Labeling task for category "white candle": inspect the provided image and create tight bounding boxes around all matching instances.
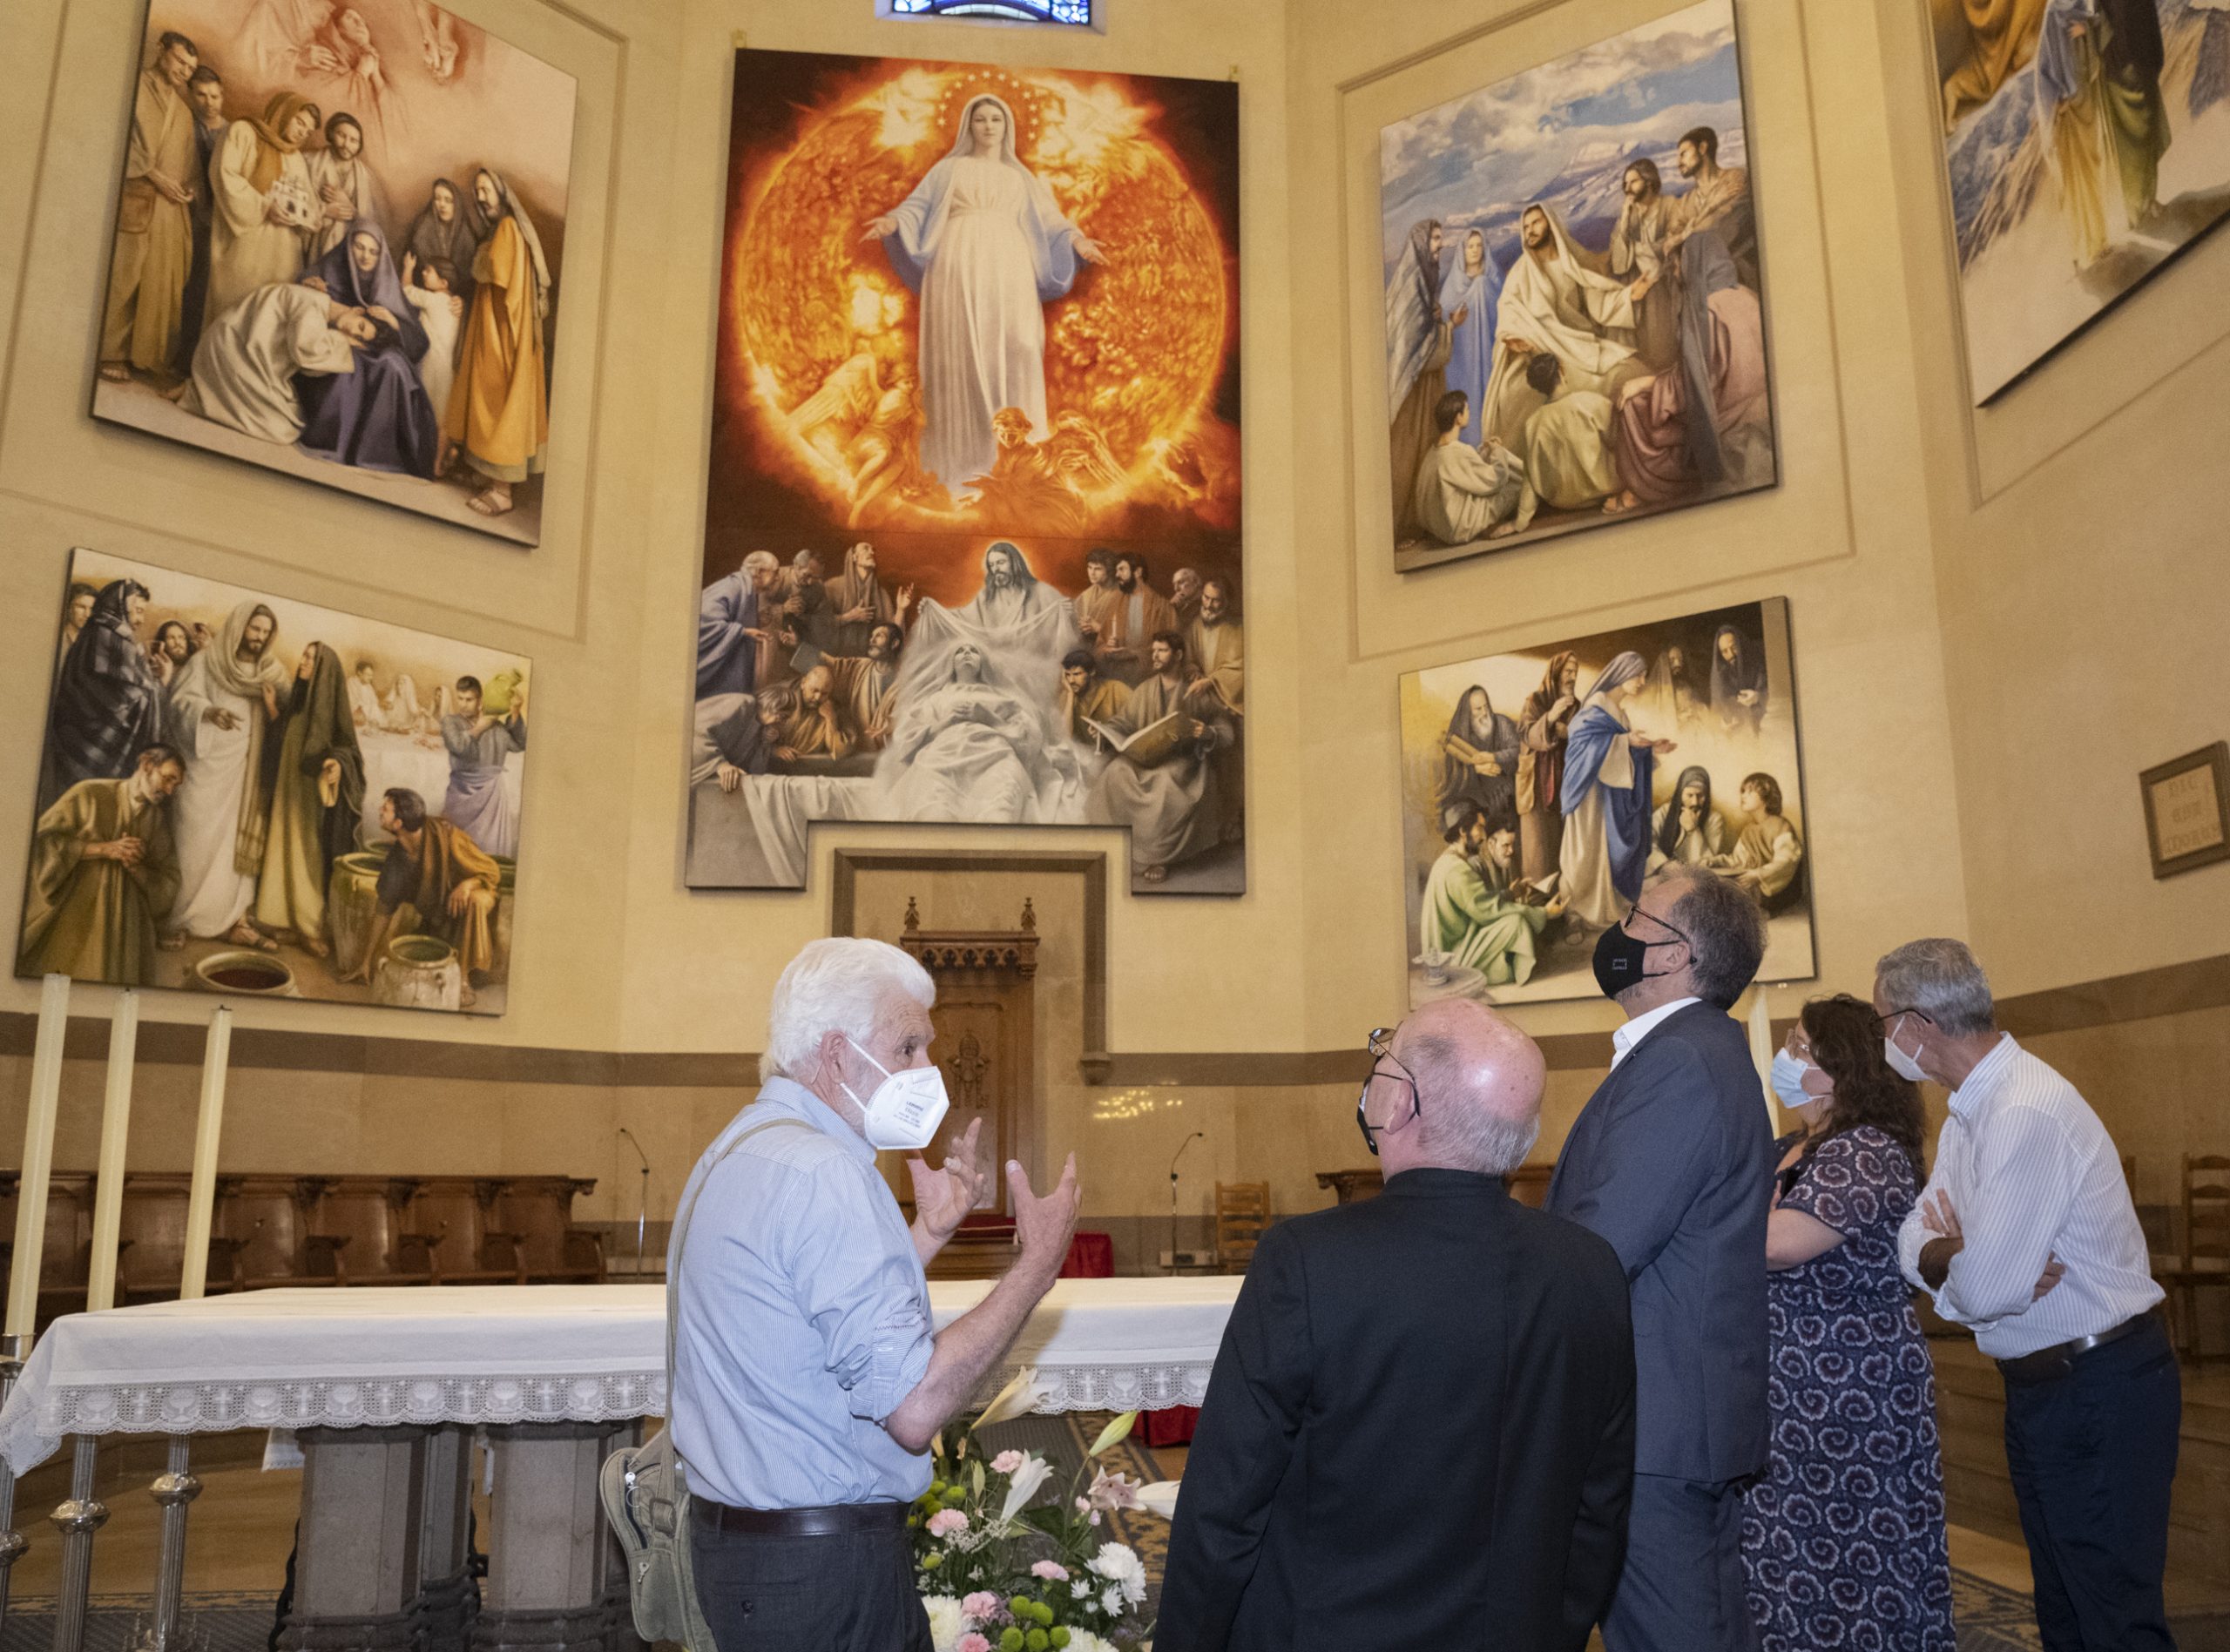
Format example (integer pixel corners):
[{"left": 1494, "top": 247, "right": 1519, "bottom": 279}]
[
  {"left": 179, "top": 1007, "right": 233, "bottom": 1302},
  {"left": 85, "top": 990, "right": 140, "bottom": 1312},
  {"left": 1749, "top": 985, "right": 1781, "bottom": 1136},
  {"left": 5, "top": 974, "right": 73, "bottom": 1341}
]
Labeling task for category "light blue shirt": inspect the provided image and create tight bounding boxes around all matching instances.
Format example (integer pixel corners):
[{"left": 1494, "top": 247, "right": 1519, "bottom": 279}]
[
  {"left": 1896, "top": 1035, "right": 2162, "bottom": 1358},
  {"left": 669, "top": 1077, "right": 936, "bottom": 1508}
]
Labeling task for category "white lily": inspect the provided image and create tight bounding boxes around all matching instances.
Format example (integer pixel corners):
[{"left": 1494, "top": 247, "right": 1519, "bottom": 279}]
[
  {"left": 972, "top": 1365, "right": 1057, "bottom": 1431},
  {"left": 1087, "top": 1409, "right": 1139, "bottom": 1458},
  {"left": 997, "top": 1450, "right": 1054, "bottom": 1525}
]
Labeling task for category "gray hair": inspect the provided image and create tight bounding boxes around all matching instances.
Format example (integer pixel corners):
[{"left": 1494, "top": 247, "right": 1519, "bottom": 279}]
[
  {"left": 1663, "top": 866, "right": 1766, "bottom": 1009},
  {"left": 1408, "top": 1033, "right": 1543, "bottom": 1177},
  {"left": 761, "top": 938, "right": 935, "bottom": 1084},
  {"left": 1875, "top": 938, "right": 1995, "bottom": 1037},
  {"left": 742, "top": 550, "right": 780, "bottom": 576}
]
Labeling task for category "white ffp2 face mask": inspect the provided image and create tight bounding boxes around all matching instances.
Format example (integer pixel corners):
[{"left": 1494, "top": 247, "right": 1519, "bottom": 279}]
[
  {"left": 841, "top": 1037, "right": 950, "bottom": 1153},
  {"left": 1883, "top": 1019, "right": 1929, "bottom": 1084}
]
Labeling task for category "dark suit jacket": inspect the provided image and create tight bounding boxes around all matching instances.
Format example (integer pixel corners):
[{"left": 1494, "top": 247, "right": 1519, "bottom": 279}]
[
  {"left": 1546, "top": 1000, "right": 1772, "bottom": 1484},
  {"left": 1156, "top": 1170, "right": 1635, "bottom": 1652}
]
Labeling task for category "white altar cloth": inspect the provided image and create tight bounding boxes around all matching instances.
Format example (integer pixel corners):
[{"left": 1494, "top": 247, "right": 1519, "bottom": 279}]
[{"left": 0, "top": 1278, "right": 1240, "bottom": 1473}]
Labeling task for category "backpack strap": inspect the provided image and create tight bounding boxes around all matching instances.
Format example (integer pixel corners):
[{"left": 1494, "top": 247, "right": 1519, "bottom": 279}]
[{"left": 666, "top": 1115, "right": 818, "bottom": 1445}]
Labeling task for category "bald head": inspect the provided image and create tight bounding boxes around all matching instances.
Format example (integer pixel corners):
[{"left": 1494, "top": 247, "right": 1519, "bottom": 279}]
[{"left": 1382, "top": 1000, "right": 1545, "bottom": 1177}]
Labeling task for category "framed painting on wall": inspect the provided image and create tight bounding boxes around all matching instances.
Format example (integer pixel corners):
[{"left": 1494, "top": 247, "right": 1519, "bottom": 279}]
[
  {"left": 1376, "top": 0, "right": 1779, "bottom": 574},
  {"left": 23, "top": 549, "right": 532, "bottom": 1015},
  {"left": 1396, "top": 597, "right": 1816, "bottom": 1008},
  {"left": 1929, "top": 0, "right": 2230, "bottom": 402},
  {"left": 687, "top": 51, "right": 1244, "bottom": 896},
  {"left": 89, "top": 1, "right": 578, "bottom": 543}
]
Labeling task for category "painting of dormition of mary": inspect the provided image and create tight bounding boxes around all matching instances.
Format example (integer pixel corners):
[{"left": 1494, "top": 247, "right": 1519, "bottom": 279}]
[
  {"left": 1396, "top": 597, "right": 1815, "bottom": 1008},
  {"left": 1926, "top": 0, "right": 2230, "bottom": 401},
  {"left": 89, "top": 0, "right": 578, "bottom": 543},
  {"left": 690, "top": 51, "right": 1245, "bottom": 896},
  {"left": 1376, "top": 0, "right": 1780, "bottom": 573}
]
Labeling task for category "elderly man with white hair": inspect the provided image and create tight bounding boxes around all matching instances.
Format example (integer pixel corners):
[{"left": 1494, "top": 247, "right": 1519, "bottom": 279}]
[
  {"left": 1158, "top": 998, "right": 1635, "bottom": 1652},
  {"left": 670, "top": 937, "right": 1079, "bottom": 1652},
  {"left": 1882, "top": 937, "right": 2174, "bottom": 1652}
]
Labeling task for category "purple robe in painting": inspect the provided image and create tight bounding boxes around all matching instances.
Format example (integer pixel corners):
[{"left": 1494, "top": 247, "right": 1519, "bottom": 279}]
[
  {"left": 696, "top": 571, "right": 762, "bottom": 699},
  {"left": 1562, "top": 699, "right": 1655, "bottom": 906},
  {"left": 294, "top": 226, "right": 441, "bottom": 479}
]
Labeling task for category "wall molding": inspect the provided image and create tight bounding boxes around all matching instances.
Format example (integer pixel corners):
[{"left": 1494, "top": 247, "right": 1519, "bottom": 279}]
[{"left": 6, "top": 953, "right": 2218, "bottom": 1089}]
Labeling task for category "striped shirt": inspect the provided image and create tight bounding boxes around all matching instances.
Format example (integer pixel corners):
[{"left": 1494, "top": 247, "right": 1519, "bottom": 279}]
[{"left": 1896, "top": 1035, "right": 2160, "bottom": 1358}]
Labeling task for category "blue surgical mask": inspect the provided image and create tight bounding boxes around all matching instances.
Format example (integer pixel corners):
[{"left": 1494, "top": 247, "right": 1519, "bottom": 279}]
[{"left": 1770, "top": 1049, "right": 1823, "bottom": 1113}]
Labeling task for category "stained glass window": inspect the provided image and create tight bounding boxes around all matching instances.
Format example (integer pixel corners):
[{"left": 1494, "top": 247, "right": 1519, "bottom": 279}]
[{"left": 884, "top": 0, "right": 1095, "bottom": 24}]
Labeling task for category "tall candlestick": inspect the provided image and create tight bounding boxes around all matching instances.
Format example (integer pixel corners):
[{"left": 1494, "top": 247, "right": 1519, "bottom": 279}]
[
  {"left": 178, "top": 1008, "right": 233, "bottom": 1302},
  {"left": 84, "top": 992, "right": 140, "bottom": 1313},
  {"left": 5, "top": 974, "right": 73, "bottom": 1342}
]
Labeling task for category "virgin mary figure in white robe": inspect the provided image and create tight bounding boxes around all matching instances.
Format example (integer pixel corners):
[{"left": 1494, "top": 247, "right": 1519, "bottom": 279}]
[{"left": 873, "top": 95, "right": 1096, "bottom": 496}]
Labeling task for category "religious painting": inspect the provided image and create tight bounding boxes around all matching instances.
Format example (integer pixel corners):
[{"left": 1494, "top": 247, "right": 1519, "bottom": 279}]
[
  {"left": 689, "top": 51, "right": 1244, "bottom": 895},
  {"left": 1376, "top": 0, "right": 1778, "bottom": 573},
  {"left": 1396, "top": 597, "right": 1815, "bottom": 1008},
  {"left": 89, "top": 0, "right": 578, "bottom": 544},
  {"left": 1928, "top": 0, "right": 2230, "bottom": 401},
  {"left": 20, "top": 548, "right": 532, "bottom": 1015}
]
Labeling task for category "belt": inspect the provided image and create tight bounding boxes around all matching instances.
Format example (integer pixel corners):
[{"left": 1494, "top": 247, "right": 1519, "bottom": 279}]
[
  {"left": 1995, "top": 1307, "right": 2161, "bottom": 1386},
  {"left": 690, "top": 1498, "right": 909, "bottom": 1538}
]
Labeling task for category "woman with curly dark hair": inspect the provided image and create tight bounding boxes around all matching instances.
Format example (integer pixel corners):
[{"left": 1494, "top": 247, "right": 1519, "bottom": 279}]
[{"left": 1740, "top": 993, "right": 1955, "bottom": 1651}]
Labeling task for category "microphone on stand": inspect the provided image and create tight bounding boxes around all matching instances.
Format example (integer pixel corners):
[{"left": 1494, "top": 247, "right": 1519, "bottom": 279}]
[
  {"left": 1168, "top": 1131, "right": 1205, "bottom": 1275},
  {"left": 617, "top": 1128, "right": 651, "bottom": 1277}
]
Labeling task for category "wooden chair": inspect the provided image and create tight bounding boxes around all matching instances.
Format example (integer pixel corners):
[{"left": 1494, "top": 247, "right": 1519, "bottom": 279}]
[
  {"left": 216, "top": 1176, "right": 341, "bottom": 1291},
  {"left": 2163, "top": 1155, "right": 2230, "bottom": 1363},
  {"left": 117, "top": 1174, "right": 244, "bottom": 1305},
  {"left": 304, "top": 1177, "right": 436, "bottom": 1286},
  {"left": 1214, "top": 1182, "right": 1271, "bottom": 1274},
  {"left": 406, "top": 1177, "right": 528, "bottom": 1286},
  {"left": 495, "top": 1177, "right": 606, "bottom": 1284}
]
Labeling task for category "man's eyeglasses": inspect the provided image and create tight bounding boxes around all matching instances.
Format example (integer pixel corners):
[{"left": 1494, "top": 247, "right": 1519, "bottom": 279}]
[
  {"left": 1872, "top": 1007, "right": 1933, "bottom": 1035},
  {"left": 1355, "top": 1026, "right": 1420, "bottom": 1157}
]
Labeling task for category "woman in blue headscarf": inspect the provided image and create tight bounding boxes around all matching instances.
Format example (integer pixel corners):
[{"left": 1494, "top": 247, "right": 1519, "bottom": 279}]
[
  {"left": 295, "top": 223, "right": 441, "bottom": 477},
  {"left": 1559, "top": 651, "right": 1675, "bottom": 927},
  {"left": 42, "top": 579, "right": 166, "bottom": 813}
]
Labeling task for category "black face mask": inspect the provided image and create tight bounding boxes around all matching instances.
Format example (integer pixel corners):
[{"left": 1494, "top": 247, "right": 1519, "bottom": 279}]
[{"left": 1591, "top": 911, "right": 1689, "bottom": 1000}]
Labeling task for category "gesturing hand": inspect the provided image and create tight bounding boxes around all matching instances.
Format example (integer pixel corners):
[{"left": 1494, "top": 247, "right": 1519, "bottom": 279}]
[
  {"left": 1011, "top": 1153, "right": 1080, "bottom": 1272},
  {"left": 908, "top": 1117, "right": 988, "bottom": 1246}
]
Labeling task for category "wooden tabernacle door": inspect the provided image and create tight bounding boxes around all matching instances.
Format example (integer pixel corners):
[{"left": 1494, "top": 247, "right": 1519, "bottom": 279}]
[{"left": 891, "top": 896, "right": 1038, "bottom": 1279}]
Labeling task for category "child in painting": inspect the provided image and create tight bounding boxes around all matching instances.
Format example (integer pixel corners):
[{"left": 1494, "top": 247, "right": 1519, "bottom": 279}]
[
  {"left": 405, "top": 255, "right": 463, "bottom": 422},
  {"left": 1711, "top": 770, "right": 1806, "bottom": 914}
]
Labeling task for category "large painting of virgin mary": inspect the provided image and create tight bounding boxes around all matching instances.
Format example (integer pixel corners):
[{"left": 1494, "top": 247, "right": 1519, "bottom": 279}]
[
  {"left": 87, "top": 0, "right": 578, "bottom": 543},
  {"left": 688, "top": 51, "right": 1245, "bottom": 895},
  {"left": 1377, "top": 0, "right": 1780, "bottom": 573}
]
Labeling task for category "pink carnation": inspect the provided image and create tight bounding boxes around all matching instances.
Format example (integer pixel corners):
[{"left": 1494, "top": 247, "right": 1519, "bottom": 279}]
[
  {"left": 957, "top": 1636, "right": 992, "bottom": 1652},
  {"left": 926, "top": 1508, "right": 969, "bottom": 1538},
  {"left": 962, "top": 1592, "right": 1002, "bottom": 1622},
  {"left": 990, "top": 1450, "right": 1024, "bottom": 1474},
  {"left": 1031, "top": 1560, "right": 1071, "bottom": 1581}
]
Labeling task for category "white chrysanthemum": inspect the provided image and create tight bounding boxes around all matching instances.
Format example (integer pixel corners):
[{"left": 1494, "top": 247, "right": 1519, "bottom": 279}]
[
  {"left": 1064, "top": 1630, "right": 1119, "bottom": 1652},
  {"left": 1099, "top": 1585, "right": 1123, "bottom": 1617},
  {"left": 921, "top": 1594, "right": 965, "bottom": 1652},
  {"left": 1087, "top": 1541, "right": 1149, "bottom": 1605}
]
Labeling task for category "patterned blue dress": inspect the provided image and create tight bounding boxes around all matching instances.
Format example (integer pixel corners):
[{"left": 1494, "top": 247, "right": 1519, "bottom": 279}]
[{"left": 1742, "top": 1126, "right": 1956, "bottom": 1651}]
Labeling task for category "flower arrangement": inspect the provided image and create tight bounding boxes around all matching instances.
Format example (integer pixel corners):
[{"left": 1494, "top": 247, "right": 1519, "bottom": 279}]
[{"left": 913, "top": 1368, "right": 1155, "bottom": 1651}]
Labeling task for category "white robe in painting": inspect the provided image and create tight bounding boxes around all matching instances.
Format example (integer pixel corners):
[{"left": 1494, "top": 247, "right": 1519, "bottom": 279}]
[
  {"left": 406, "top": 282, "right": 460, "bottom": 418},
  {"left": 164, "top": 606, "right": 289, "bottom": 939},
  {"left": 181, "top": 282, "right": 358, "bottom": 444},
  {"left": 875, "top": 97, "right": 1090, "bottom": 495},
  {"left": 1480, "top": 204, "right": 1641, "bottom": 448}
]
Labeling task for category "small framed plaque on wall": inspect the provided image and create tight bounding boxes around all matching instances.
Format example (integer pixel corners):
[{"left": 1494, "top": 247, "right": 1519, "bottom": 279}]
[{"left": 2139, "top": 743, "right": 2230, "bottom": 880}]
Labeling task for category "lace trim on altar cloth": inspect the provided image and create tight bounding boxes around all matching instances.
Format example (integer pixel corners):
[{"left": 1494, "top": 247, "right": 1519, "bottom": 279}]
[{"left": 0, "top": 1360, "right": 1215, "bottom": 1473}]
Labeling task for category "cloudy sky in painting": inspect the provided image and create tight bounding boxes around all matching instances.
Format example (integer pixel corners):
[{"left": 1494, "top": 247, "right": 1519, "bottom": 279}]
[{"left": 1379, "top": 0, "right": 1748, "bottom": 270}]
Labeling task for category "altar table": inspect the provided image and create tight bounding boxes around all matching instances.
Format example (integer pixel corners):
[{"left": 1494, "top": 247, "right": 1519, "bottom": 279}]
[{"left": 0, "top": 1279, "right": 1239, "bottom": 1651}]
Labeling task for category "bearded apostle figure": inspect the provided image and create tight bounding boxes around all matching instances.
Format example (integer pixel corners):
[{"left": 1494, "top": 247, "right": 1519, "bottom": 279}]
[
  {"left": 864, "top": 95, "right": 1105, "bottom": 496},
  {"left": 443, "top": 167, "right": 552, "bottom": 517},
  {"left": 18, "top": 749, "right": 187, "bottom": 986},
  {"left": 99, "top": 31, "right": 203, "bottom": 381},
  {"left": 164, "top": 601, "right": 288, "bottom": 947}
]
